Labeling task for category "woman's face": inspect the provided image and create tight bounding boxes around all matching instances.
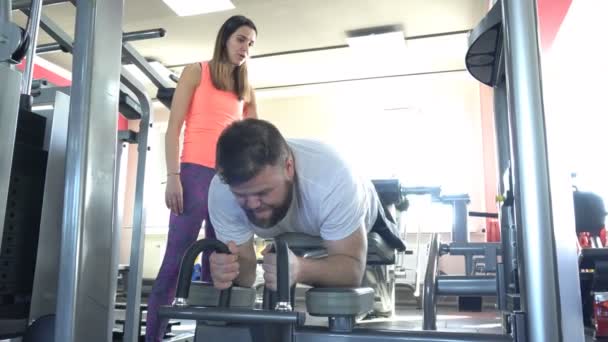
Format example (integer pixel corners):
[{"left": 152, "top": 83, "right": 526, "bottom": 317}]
[{"left": 225, "top": 25, "right": 256, "bottom": 66}]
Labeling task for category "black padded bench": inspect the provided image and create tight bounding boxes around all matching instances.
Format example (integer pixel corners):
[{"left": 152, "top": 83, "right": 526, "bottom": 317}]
[{"left": 279, "top": 178, "right": 408, "bottom": 264}]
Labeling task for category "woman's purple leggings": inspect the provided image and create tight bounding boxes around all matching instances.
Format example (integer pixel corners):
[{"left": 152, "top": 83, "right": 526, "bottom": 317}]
[{"left": 145, "top": 163, "right": 216, "bottom": 341}]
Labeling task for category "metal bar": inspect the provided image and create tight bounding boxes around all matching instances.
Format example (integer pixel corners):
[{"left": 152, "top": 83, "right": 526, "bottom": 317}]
[
  {"left": 497, "top": 263, "right": 506, "bottom": 311},
  {"left": 436, "top": 275, "right": 497, "bottom": 296},
  {"left": 274, "top": 238, "right": 292, "bottom": 310},
  {"left": 54, "top": 0, "right": 124, "bottom": 341},
  {"left": 37, "top": 12, "right": 74, "bottom": 53},
  {"left": 422, "top": 233, "right": 439, "bottom": 330},
  {"left": 494, "top": 80, "right": 517, "bottom": 292},
  {"left": 36, "top": 42, "right": 67, "bottom": 54},
  {"left": 11, "top": 0, "right": 68, "bottom": 10},
  {"left": 29, "top": 90, "right": 70, "bottom": 321},
  {"left": 21, "top": 0, "right": 43, "bottom": 94},
  {"left": 501, "top": 0, "right": 561, "bottom": 341},
  {"left": 493, "top": 81, "right": 510, "bottom": 185},
  {"left": 294, "top": 327, "right": 513, "bottom": 342},
  {"left": 35, "top": 28, "right": 166, "bottom": 55},
  {"left": 158, "top": 307, "right": 306, "bottom": 325},
  {"left": 450, "top": 198, "right": 469, "bottom": 244},
  {"left": 446, "top": 242, "right": 501, "bottom": 256},
  {"left": 464, "top": 255, "right": 473, "bottom": 276},
  {"left": 0, "top": 65, "right": 22, "bottom": 253},
  {"left": 1, "top": 0, "right": 10, "bottom": 22},
  {"left": 20, "top": 10, "right": 74, "bottom": 55},
  {"left": 401, "top": 186, "right": 442, "bottom": 197},
  {"left": 120, "top": 67, "right": 152, "bottom": 342},
  {"left": 123, "top": 28, "right": 166, "bottom": 41},
  {"left": 468, "top": 211, "right": 499, "bottom": 218},
  {"left": 174, "top": 240, "right": 230, "bottom": 302},
  {"left": 122, "top": 42, "right": 173, "bottom": 89}
]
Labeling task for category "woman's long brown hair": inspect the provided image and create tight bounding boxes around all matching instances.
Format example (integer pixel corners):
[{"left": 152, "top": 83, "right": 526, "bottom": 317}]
[{"left": 209, "top": 15, "right": 257, "bottom": 102}]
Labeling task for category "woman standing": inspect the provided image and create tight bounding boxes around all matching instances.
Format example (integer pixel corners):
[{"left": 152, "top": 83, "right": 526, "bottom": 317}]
[{"left": 146, "top": 15, "right": 258, "bottom": 342}]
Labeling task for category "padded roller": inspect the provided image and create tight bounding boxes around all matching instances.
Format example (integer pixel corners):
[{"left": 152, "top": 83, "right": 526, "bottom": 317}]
[
  {"left": 367, "top": 232, "right": 395, "bottom": 264},
  {"left": 306, "top": 287, "right": 374, "bottom": 317},
  {"left": 188, "top": 281, "right": 256, "bottom": 308},
  {"left": 372, "top": 179, "right": 401, "bottom": 205}
]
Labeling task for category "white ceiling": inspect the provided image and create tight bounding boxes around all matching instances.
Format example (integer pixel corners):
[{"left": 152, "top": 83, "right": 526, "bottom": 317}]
[{"left": 11, "top": 0, "right": 488, "bottom": 95}]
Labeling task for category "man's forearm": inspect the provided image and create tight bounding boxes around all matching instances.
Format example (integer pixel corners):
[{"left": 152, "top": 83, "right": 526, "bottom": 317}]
[{"left": 297, "top": 255, "right": 365, "bottom": 288}]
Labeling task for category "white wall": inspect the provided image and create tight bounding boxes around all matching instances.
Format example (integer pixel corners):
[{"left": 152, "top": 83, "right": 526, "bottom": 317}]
[{"left": 257, "top": 71, "right": 487, "bottom": 232}]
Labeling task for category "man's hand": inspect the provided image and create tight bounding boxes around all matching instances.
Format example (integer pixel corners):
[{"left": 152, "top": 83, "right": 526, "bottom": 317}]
[
  {"left": 210, "top": 241, "right": 240, "bottom": 289},
  {"left": 261, "top": 244, "right": 300, "bottom": 291}
]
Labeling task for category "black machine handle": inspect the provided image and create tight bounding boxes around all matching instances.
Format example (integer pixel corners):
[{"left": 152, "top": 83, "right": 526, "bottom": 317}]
[
  {"left": 469, "top": 211, "right": 499, "bottom": 219},
  {"left": 274, "top": 237, "right": 291, "bottom": 309},
  {"left": 174, "top": 239, "right": 231, "bottom": 307},
  {"left": 262, "top": 237, "right": 292, "bottom": 311}
]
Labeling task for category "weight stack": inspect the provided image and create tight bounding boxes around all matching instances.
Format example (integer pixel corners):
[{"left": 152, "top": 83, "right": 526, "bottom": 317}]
[{"left": 0, "top": 109, "right": 47, "bottom": 320}]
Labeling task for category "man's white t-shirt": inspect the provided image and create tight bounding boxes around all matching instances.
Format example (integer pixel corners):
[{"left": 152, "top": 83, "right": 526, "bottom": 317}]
[{"left": 208, "top": 139, "right": 380, "bottom": 245}]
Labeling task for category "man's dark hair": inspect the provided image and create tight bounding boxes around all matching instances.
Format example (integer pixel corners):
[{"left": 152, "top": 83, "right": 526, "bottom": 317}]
[{"left": 216, "top": 119, "right": 290, "bottom": 185}]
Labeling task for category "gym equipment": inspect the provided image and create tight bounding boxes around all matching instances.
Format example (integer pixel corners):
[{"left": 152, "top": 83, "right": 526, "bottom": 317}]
[
  {"left": 0, "top": 1, "right": 163, "bottom": 340},
  {"left": 122, "top": 42, "right": 177, "bottom": 110},
  {"left": 573, "top": 190, "right": 608, "bottom": 336},
  {"left": 466, "top": 0, "right": 584, "bottom": 340},
  {"left": 372, "top": 180, "right": 502, "bottom": 324},
  {"left": 0, "top": 0, "right": 587, "bottom": 341},
  {"left": 36, "top": 28, "right": 166, "bottom": 55},
  {"left": 158, "top": 237, "right": 511, "bottom": 342},
  {"left": 0, "top": 1, "right": 29, "bottom": 64},
  {"left": 159, "top": 1, "right": 584, "bottom": 341}
]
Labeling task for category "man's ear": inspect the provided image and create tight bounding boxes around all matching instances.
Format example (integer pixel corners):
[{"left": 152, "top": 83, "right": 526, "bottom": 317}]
[{"left": 285, "top": 156, "right": 295, "bottom": 180}]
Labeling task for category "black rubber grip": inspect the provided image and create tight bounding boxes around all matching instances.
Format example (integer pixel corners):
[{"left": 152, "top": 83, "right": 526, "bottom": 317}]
[{"left": 175, "top": 239, "right": 231, "bottom": 306}]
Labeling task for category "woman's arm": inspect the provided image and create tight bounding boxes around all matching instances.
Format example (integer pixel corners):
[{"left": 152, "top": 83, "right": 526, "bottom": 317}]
[
  {"left": 244, "top": 88, "right": 258, "bottom": 119},
  {"left": 164, "top": 63, "right": 201, "bottom": 213}
]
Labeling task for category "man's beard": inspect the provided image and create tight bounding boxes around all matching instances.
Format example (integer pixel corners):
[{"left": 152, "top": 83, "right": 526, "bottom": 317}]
[{"left": 245, "top": 181, "right": 293, "bottom": 228}]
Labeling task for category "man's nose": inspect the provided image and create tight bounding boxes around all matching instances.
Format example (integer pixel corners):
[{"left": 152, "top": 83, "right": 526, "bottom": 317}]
[{"left": 246, "top": 196, "right": 261, "bottom": 210}]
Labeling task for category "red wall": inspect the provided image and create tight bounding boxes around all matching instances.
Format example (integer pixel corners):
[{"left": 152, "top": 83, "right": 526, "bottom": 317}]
[
  {"left": 16, "top": 59, "right": 129, "bottom": 130},
  {"left": 537, "top": 0, "right": 573, "bottom": 52}
]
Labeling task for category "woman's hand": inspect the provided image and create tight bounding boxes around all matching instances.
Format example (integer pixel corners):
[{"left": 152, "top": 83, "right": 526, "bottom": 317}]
[{"left": 165, "top": 174, "right": 183, "bottom": 214}]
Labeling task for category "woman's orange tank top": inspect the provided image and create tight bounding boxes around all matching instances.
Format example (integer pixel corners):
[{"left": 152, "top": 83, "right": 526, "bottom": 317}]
[{"left": 181, "top": 61, "right": 244, "bottom": 168}]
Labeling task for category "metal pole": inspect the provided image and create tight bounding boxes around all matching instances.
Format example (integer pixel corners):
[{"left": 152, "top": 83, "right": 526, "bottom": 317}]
[
  {"left": 28, "top": 90, "right": 71, "bottom": 321},
  {"left": 451, "top": 199, "right": 469, "bottom": 244},
  {"left": 493, "top": 81, "right": 511, "bottom": 183},
  {"left": 1, "top": 0, "right": 10, "bottom": 23},
  {"left": 36, "top": 42, "right": 67, "bottom": 54},
  {"left": 501, "top": 0, "right": 560, "bottom": 341},
  {"left": 121, "top": 68, "right": 152, "bottom": 342},
  {"left": 122, "top": 42, "right": 174, "bottom": 89},
  {"left": 0, "top": 65, "right": 22, "bottom": 254},
  {"left": 436, "top": 275, "right": 497, "bottom": 296},
  {"left": 21, "top": 0, "right": 44, "bottom": 94},
  {"left": 123, "top": 28, "right": 166, "bottom": 41},
  {"left": 35, "top": 28, "right": 167, "bottom": 55},
  {"left": 494, "top": 81, "right": 518, "bottom": 293},
  {"left": 54, "top": 0, "right": 124, "bottom": 340},
  {"left": 34, "top": 12, "right": 75, "bottom": 53},
  {"left": 422, "top": 233, "right": 439, "bottom": 330}
]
